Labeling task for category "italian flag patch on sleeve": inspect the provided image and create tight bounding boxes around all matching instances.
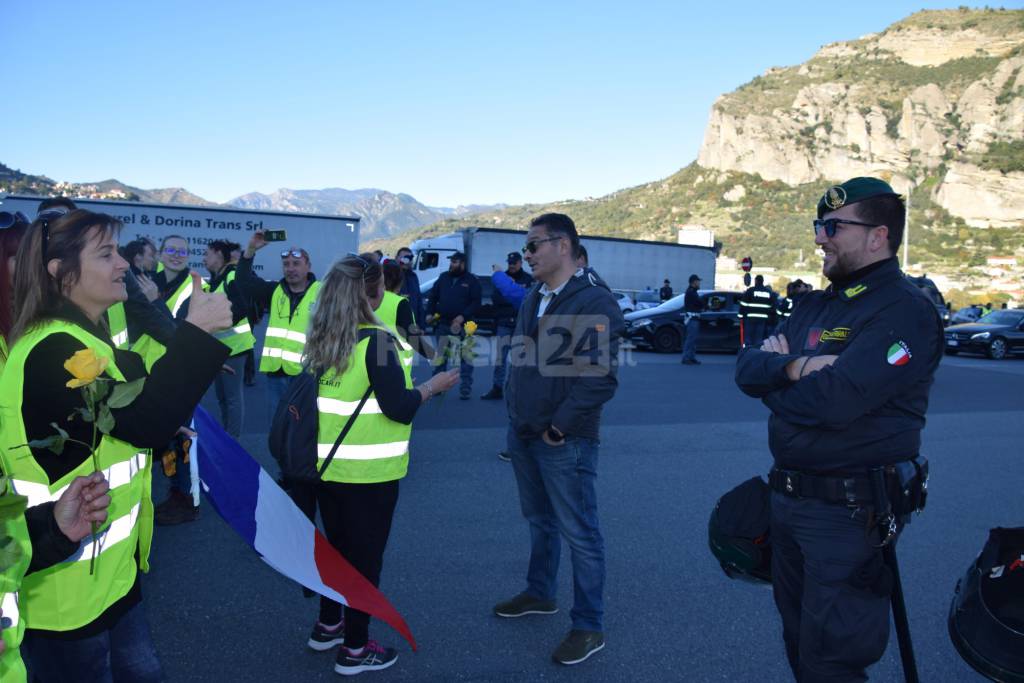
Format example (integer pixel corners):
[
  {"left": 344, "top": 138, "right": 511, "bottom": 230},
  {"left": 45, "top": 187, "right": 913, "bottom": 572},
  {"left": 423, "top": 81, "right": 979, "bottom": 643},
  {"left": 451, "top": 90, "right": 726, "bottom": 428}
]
[{"left": 887, "top": 341, "right": 912, "bottom": 366}]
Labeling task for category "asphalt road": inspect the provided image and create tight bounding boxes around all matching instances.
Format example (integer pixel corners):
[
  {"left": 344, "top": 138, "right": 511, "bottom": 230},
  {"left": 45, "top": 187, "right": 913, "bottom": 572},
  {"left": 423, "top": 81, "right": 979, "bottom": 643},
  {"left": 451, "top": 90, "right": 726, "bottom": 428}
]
[{"left": 146, "top": 342, "right": 1024, "bottom": 681}]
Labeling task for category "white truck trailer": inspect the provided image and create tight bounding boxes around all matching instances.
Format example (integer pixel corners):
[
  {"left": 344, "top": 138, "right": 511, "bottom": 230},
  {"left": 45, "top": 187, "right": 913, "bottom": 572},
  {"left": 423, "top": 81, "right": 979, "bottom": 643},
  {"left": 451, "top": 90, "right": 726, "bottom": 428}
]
[
  {"left": 409, "top": 227, "right": 716, "bottom": 294},
  {"left": 0, "top": 194, "right": 360, "bottom": 279}
]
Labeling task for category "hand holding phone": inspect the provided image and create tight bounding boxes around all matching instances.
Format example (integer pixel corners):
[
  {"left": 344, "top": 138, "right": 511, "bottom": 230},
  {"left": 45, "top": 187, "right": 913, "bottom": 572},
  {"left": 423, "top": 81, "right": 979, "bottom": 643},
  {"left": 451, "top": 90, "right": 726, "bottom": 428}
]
[{"left": 263, "top": 229, "right": 288, "bottom": 242}]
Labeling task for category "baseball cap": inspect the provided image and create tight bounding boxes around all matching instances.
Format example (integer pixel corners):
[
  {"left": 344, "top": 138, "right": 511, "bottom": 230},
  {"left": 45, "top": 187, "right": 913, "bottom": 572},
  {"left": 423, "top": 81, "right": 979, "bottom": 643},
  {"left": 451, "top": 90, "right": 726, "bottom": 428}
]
[
  {"left": 448, "top": 251, "right": 466, "bottom": 261},
  {"left": 689, "top": 273, "right": 701, "bottom": 284},
  {"left": 507, "top": 251, "right": 522, "bottom": 264}
]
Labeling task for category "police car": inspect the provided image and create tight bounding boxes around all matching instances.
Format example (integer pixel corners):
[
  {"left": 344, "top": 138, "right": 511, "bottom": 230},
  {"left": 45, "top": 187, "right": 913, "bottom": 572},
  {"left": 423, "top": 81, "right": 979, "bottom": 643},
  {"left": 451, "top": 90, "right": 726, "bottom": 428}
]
[
  {"left": 624, "top": 290, "right": 742, "bottom": 353},
  {"left": 944, "top": 308, "right": 1024, "bottom": 359}
]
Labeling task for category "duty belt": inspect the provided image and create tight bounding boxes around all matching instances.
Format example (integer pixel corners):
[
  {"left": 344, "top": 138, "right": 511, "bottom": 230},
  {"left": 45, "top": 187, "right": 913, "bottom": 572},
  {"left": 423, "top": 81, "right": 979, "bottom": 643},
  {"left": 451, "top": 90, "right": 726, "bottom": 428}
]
[{"left": 768, "top": 467, "right": 875, "bottom": 507}]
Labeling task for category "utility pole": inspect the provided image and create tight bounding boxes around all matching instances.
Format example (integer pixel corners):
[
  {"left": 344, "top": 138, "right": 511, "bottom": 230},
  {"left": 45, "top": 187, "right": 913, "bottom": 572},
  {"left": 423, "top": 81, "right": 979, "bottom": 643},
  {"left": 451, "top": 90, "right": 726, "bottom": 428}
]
[{"left": 903, "top": 190, "right": 911, "bottom": 267}]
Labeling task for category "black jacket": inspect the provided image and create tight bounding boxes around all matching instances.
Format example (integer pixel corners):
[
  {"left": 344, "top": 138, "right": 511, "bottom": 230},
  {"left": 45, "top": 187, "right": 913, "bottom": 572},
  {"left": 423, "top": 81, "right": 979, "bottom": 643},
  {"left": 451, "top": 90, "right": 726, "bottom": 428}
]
[
  {"left": 735, "top": 258, "right": 943, "bottom": 472},
  {"left": 427, "top": 271, "right": 481, "bottom": 323},
  {"left": 234, "top": 256, "right": 317, "bottom": 318},
  {"left": 506, "top": 269, "right": 625, "bottom": 441},
  {"left": 491, "top": 269, "right": 534, "bottom": 323},
  {"left": 684, "top": 286, "right": 704, "bottom": 313},
  {"left": 123, "top": 270, "right": 176, "bottom": 345}
]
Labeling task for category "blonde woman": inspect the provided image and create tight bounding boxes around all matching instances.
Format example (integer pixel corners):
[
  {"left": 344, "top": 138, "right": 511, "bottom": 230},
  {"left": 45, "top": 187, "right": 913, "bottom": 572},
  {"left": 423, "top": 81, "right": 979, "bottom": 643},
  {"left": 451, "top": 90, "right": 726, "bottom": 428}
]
[{"left": 303, "top": 253, "right": 457, "bottom": 675}]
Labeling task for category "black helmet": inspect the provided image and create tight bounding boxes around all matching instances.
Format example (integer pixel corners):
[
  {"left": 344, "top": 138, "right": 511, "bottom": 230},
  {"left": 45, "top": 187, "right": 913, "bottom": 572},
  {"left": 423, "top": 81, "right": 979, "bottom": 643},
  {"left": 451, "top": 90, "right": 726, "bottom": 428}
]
[
  {"left": 708, "top": 476, "right": 772, "bottom": 585},
  {"left": 949, "top": 527, "right": 1024, "bottom": 682}
]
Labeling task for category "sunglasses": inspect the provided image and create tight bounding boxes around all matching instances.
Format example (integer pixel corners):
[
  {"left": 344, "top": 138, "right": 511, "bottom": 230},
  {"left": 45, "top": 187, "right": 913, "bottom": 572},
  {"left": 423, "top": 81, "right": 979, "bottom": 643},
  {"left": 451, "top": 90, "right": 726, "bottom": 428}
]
[
  {"left": 399, "top": 254, "right": 412, "bottom": 263},
  {"left": 521, "top": 236, "right": 563, "bottom": 255},
  {"left": 281, "top": 249, "right": 305, "bottom": 259},
  {"left": 163, "top": 247, "right": 188, "bottom": 257},
  {"left": 813, "top": 218, "right": 882, "bottom": 238},
  {"left": 0, "top": 211, "right": 29, "bottom": 229}
]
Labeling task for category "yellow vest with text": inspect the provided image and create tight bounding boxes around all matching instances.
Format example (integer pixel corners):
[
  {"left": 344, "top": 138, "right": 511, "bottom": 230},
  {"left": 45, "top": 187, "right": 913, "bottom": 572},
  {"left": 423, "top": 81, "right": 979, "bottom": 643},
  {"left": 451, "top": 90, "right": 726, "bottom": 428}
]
[
  {"left": 317, "top": 325, "right": 413, "bottom": 484},
  {"left": 212, "top": 269, "right": 255, "bottom": 356},
  {"left": 260, "top": 281, "right": 320, "bottom": 375},
  {"left": 0, "top": 322, "right": 154, "bottom": 632}
]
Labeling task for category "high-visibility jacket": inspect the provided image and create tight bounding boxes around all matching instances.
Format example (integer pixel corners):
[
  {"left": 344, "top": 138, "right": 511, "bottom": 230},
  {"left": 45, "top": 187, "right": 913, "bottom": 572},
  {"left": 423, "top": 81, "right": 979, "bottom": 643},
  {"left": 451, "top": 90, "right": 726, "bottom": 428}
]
[
  {"left": 373, "top": 291, "right": 415, "bottom": 369},
  {"left": 106, "top": 302, "right": 129, "bottom": 349},
  {"left": 211, "top": 268, "right": 255, "bottom": 356},
  {"left": 0, "top": 493, "right": 30, "bottom": 682},
  {"left": 739, "top": 286, "right": 775, "bottom": 322},
  {"left": 317, "top": 325, "right": 413, "bottom": 484},
  {"left": 130, "top": 271, "right": 198, "bottom": 370},
  {"left": 0, "top": 321, "right": 154, "bottom": 632},
  {"left": 260, "top": 281, "right": 320, "bottom": 375},
  {"left": 777, "top": 296, "right": 794, "bottom": 321}
]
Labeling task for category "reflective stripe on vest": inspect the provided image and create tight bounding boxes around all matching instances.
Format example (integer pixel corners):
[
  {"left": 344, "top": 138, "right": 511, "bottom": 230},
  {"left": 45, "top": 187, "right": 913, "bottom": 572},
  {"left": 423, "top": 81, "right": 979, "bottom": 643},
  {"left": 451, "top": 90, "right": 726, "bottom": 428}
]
[
  {"left": 107, "top": 302, "right": 129, "bottom": 349},
  {"left": 316, "top": 325, "right": 413, "bottom": 484},
  {"left": 260, "top": 282, "right": 319, "bottom": 375},
  {"left": 0, "top": 322, "right": 154, "bottom": 632},
  {"left": 212, "top": 269, "right": 256, "bottom": 356}
]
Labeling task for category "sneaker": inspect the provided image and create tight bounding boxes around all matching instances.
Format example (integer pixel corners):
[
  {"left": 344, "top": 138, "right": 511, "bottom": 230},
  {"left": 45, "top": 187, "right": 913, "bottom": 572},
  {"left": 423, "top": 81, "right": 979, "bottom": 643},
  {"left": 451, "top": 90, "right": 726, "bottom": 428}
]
[
  {"left": 334, "top": 640, "right": 397, "bottom": 675},
  {"left": 480, "top": 387, "right": 503, "bottom": 400},
  {"left": 308, "top": 620, "right": 345, "bottom": 651},
  {"left": 493, "top": 592, "right": 558, "bottom": 618},
  {"left": 497, "top": 451, "right": 511, "bottom": 462},
  {"left": 552, "top": 629, "right": 605, "bottom": 665}
]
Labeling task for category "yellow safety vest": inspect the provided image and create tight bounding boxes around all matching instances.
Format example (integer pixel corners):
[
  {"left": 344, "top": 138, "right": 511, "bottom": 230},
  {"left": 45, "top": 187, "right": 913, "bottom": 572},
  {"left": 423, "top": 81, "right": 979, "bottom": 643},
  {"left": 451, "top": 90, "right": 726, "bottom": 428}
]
[
  {"left": 0, "top": 322, "right": 154, "bottom": 632},
  {"left": 317, "top": 325, "right": 414, "bottom": 484},
  {"left": 211, "top": 269, "right": 255, "bottom": 356},
  {"left": 260, "top": 281, "right": 320, "bottom": 375}
]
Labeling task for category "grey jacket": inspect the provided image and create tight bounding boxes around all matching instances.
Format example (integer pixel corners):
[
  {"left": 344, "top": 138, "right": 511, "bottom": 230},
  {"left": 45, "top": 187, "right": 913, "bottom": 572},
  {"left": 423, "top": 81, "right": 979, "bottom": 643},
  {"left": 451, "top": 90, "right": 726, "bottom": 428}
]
[{"left": 505, "top": 269, "right": 625, "bottom": 441}]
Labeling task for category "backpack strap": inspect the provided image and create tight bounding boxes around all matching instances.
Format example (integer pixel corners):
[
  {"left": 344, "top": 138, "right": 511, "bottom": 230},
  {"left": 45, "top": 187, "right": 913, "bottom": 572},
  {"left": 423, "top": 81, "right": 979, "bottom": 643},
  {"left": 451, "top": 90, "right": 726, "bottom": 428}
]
[{"left": 315, "top": 327, "right": 394, "bottom": 477}]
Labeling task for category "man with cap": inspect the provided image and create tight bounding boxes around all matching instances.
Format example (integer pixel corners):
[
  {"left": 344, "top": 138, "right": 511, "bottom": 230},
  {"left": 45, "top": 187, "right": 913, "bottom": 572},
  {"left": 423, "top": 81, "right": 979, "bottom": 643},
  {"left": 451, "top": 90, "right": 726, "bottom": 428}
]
[
  {"left": 659, "top": 278, "right": 673, "bottom": 302},
  {"left": 735, "top": 177, "right": 943, "bottom": 681},
  {"left": 680, "top": 274, "right": 704, "bottom": 365},
  {"left": 427, "top": 251, "right": 481, "bottom": 399},
  {"left": 739, "top": 274, "right": 777, "bottom": 348},
  {"left": 482, "top": 252, "right": 535, "bottom": 400}
]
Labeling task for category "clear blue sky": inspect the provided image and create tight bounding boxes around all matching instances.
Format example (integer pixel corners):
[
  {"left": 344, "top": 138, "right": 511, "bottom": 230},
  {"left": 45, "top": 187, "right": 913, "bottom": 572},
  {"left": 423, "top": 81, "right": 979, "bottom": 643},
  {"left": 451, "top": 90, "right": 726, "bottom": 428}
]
[{"left": 7, "top": 1, "right": 973, "bottom": 207}]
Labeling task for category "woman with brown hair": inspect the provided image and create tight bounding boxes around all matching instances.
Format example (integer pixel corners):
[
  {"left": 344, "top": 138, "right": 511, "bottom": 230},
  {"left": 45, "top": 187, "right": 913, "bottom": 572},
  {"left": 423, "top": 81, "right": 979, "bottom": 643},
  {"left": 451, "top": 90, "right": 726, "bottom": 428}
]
[
  {"left": 303, "top": 253, "right": 457, "bottom": 676},
  {"left": 0, "top": 209, "right": 233, "bottom": 681}
]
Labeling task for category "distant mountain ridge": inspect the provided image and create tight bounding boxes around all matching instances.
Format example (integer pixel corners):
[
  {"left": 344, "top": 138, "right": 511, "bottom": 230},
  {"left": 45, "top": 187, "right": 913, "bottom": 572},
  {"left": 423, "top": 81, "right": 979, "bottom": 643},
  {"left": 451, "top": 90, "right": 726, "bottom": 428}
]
[{"left": 0, "top": 162, "right": 503, "bottom": 240}]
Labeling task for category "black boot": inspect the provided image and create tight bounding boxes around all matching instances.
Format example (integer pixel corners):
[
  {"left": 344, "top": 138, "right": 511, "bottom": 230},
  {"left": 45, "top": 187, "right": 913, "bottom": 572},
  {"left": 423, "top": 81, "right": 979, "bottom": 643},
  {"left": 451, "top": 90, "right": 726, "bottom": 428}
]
[{"left": 480, "top": 386, "right": 503, "bottom": 400}]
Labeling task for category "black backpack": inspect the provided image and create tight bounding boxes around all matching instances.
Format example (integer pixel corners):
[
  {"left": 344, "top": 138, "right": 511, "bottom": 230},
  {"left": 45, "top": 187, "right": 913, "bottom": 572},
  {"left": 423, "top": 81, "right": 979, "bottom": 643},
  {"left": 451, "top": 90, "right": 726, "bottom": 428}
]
[{"left": 268, "top": 329, "right": 377, "bottom": 483}]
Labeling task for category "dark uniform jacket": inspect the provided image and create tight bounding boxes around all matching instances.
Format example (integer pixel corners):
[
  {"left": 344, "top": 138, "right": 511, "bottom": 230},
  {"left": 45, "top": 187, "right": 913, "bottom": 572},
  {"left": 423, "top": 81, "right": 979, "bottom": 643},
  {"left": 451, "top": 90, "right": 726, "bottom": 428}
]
[
  {"left": 684, "top": 286, "right": 704, "bottom": 313},
  {"left": 506, "top": 270, "right": 624, "bottom": 441},
  {"left": 427, "top": 271, "right": 481, "bottom": 324},
  {"left": 735, "top": 257, "right": 943, "bottom": 472}
]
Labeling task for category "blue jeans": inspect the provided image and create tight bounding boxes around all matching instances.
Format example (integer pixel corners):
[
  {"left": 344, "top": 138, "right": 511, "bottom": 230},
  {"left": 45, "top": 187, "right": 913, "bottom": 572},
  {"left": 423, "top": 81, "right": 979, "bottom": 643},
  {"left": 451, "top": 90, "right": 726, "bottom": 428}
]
[
  {"left": 24, "top": 602, "right": 163, "bottom": 682},
  {"left": 681, "top": 318, "right": 700, "bottom": 361},
  {"left": 266, "top": 373, "right": 292, "bottom": 421},
  {"left": 201, "top": 353, "right": 246, "bottom": 438},
  {"left": 490, "top": 322, "right": 515, "bottom": 390},
  {"left": 507, "top": 427, "right": 605, "bottom": 632}
]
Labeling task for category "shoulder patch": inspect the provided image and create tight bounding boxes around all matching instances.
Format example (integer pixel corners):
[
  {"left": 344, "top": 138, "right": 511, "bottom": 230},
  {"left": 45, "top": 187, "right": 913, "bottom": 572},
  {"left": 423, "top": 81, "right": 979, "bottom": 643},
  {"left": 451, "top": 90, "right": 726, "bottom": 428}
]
[
  {"left": 844, "top": 284, "right": 868, "bottom": 299},
  {"left": 886, "top": 341, "right": 911, "bottom": 366}
]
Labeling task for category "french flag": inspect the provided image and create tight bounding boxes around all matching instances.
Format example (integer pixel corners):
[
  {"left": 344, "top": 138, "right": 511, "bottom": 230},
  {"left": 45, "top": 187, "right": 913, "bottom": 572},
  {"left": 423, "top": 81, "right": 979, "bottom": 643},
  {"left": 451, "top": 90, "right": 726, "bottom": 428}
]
[{"left": 193, "top": 406, "right": 416, "bottom": 650}]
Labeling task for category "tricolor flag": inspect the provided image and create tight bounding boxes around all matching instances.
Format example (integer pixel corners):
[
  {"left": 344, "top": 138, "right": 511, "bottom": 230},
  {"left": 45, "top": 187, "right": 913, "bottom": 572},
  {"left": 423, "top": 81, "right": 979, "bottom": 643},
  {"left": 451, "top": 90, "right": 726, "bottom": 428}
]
[
  {"left": 194, "top": 406, "right": 416, "bottom": 650},
  {"left": 886, "top": 341, "right": 911, "bottom": 366}
]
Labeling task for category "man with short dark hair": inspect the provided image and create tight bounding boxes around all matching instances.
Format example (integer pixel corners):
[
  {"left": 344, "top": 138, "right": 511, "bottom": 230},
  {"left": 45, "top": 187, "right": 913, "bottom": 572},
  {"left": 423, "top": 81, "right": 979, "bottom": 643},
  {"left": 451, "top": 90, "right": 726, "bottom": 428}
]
[
  {"left": 680, "top": 274, "right": 704, "bottom": 364},
  {"left": 659, "top": 279, "right": 673, "bottom": 301},
  {"left": 740, "top": 274, "right": 776, "bottom": 347},
  {"left": 735, "top": 177, "right": 943, "bottom": 682},
  {"left": 482, "top": 252, "right": 534, "bottom": 400},
  {"left": 428, "top": 251, "right": 480, "bottom": 399},
  {"left": 494, "top": 212, "right": 624, "bottom": 667}
]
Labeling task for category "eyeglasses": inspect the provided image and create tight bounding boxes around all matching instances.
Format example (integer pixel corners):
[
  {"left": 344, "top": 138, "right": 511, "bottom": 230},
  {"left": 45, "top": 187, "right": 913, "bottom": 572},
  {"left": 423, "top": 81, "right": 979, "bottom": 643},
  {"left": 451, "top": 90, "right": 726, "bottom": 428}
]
[
  {"left": 163, "top": 247, "right": 188, "bottom": 257},
  {"left": 281, "top": 249, "right": 305, "bottom": 259},
  {"left": 0, "top": 211, "right": 29, "bottom": 229},
  {"left": 399, "top": 254, "right": 412, "bottom": 263},
  {"left": 813, "top": 218, "right": 882, "bottom": 238},
  {"left": 37, "top": 209, "right": 68, "bottom": 264},
  {"left": 521, "top": 236, "right": 563, "bottom": 255}
]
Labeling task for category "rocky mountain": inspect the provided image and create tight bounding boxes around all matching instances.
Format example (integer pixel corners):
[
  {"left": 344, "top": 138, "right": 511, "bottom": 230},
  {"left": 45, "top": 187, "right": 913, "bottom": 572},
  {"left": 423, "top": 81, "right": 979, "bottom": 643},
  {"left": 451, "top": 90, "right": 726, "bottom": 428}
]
[
  {"left": 226, "top": 188, "right": 503, "bottom": 240},
  {"left": 372, "top": 8, "right": 1024, "bottom": 272},
  {"left": 0, "top": 163, "right": 215, "bottom": 206}
]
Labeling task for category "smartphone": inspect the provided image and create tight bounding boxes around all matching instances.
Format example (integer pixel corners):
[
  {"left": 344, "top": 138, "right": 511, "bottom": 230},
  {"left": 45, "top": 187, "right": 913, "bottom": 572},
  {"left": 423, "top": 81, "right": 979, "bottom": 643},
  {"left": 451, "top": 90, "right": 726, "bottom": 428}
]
[{"left": 263, "top": 229, "right": 287, "bottom": 242}]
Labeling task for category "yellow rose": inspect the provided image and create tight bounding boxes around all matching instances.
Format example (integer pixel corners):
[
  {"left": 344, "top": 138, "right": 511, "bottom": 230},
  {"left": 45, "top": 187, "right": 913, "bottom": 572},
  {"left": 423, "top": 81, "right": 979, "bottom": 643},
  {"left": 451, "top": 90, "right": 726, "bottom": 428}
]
[
  {"left": 64, "top": 349, "right": 109, "bottom": 389},
  {"left": 464, "top": 320, "right": 478, "bottom": 336}
]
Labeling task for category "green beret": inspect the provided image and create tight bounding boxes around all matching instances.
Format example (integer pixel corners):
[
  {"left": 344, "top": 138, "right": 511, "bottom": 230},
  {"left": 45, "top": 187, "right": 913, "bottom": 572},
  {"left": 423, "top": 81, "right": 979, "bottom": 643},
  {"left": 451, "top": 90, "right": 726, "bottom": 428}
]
[{"left": 817, "top": 177, "right": 901, "bottom": 218}]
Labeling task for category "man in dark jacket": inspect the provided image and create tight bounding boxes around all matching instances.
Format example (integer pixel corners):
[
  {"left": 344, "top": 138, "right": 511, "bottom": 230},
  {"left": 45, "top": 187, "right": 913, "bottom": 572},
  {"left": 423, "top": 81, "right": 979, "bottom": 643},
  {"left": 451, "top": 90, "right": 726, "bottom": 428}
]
[
  {"left": 739, "top": 274, "right": 777, "bottom": 348},
  {"left": 482, "top": 251, "right": 534, "bottom": 400},
  {"left": 396, "top": 246, "right": 423, "bottom": 325},
  {"left": 428, "top": 251, "right": 480, "bottom": 399},
  {"left": 659, "top": 279, "right": 673, "bottom": 301},
  {"left": 680, "top": 274, "right": 704, "bottom": 365},
  {"left": 735, "top": 177, "right": 943, "bottom": 682},
  {"left": 493, "top": 213, "right": 624, "bottom": 667}
]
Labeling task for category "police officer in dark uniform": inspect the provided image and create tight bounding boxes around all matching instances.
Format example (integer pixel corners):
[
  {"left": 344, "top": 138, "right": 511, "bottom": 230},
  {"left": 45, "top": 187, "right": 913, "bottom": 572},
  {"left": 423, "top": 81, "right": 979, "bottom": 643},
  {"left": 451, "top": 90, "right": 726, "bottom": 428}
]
[
  {"left": 735, "top": 177, "right": 943, "bottom": 682},
  {"left": 739, "top": 274, "right": 776, "bottom": 347}
]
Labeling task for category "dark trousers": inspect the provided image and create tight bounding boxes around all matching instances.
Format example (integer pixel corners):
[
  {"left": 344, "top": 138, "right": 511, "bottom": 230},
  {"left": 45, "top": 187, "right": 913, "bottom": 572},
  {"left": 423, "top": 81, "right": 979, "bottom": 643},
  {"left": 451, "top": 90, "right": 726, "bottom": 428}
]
[
  {"left": 743, "top": 318, "right": 768, "bottom": 348},
  {"left": 317, "top": 479, "right": 400, "bottom": 649},
  {"left": 771, "top": 493, "right": 894, "bottom": 683}
]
